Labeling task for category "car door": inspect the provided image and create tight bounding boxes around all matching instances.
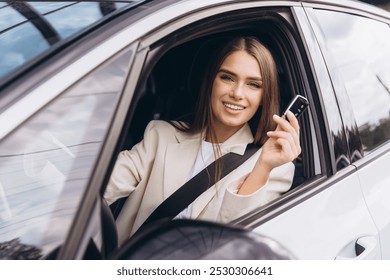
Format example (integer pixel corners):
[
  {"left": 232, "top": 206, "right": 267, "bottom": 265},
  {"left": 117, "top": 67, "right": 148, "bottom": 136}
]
[
  {"left": 304, "top": 4, "right": 390, "bottom": 259},
  {"left": 235, "top": 3, "right": 381, "bottom": 259}
]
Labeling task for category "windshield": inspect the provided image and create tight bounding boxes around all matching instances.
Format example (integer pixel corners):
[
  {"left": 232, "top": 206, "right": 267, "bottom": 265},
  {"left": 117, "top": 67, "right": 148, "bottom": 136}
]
[{"left": 0, "top": 1, "right": 130, "bottom": 81}]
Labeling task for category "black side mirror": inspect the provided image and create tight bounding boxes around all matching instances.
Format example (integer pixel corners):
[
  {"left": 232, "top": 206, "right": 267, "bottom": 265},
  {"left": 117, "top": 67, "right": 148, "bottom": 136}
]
[{"left": 109, "top": 219, "right": 295, "bottom": 260}]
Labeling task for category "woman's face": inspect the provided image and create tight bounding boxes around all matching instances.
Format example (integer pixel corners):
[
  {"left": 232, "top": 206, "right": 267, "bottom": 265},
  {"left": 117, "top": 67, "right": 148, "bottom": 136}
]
[{"left": 210, "top": 50, "right": 263, "bottom": 140}]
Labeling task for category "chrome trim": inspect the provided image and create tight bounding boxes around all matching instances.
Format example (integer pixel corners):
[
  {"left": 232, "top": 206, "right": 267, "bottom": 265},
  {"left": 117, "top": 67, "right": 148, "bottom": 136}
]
[{"left": 353, "top": 142, "right": 390, "bottom": 170}]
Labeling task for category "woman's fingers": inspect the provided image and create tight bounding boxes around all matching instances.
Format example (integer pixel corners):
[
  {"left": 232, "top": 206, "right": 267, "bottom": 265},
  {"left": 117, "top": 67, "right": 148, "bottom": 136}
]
[
  {"left": 267, "top": 112, "right": 302, "bottom": 159},
  {"left": 260, "top": 111, "right": 302, "bottom": 170},
  {"left": 267, "top": 130, "right": 301, "bottom": 157},
  {"left": 272, "top": 112, "right": 300, "bottom": 147},
  {"left": 275, "top": 138, "right": 295, "bottom": 162}
]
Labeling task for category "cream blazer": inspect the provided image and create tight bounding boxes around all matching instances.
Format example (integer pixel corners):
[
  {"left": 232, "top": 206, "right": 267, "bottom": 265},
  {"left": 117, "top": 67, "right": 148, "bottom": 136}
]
[{"left": 104, "top": 120, "right": 294, "bottom": 244}]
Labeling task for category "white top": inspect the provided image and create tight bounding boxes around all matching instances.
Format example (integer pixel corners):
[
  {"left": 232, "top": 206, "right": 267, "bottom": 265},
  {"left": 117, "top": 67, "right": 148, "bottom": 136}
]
[{"left": 174, "top": 140, "right": 216, "bottom": 219}]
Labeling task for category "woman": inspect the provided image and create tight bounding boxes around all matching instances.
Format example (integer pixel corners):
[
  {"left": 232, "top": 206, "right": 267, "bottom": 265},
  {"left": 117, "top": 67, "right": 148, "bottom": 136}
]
[{"left": 104, "top": 37, "right": 301, "bottom": 244}]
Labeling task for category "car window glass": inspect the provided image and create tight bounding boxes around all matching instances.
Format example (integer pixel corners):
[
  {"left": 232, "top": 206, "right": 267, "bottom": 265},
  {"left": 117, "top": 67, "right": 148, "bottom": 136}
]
[
  {"left": 43, "top": 2, "right": 115, "bottom": 39},
  {"left": 0, "top": 21, "right": 49, "bottom": 79},
  {"left": 0, "top": 5, "right": 26, "bottom": 30},
  {"left": 0, "top": 49, "right": 132, "bottom": 259},
  {"left": 0, "top": 1, "right": 130, "bottom": 80},
  {"left": 313, "top": 10, "right": 390, "bottom": 154}
]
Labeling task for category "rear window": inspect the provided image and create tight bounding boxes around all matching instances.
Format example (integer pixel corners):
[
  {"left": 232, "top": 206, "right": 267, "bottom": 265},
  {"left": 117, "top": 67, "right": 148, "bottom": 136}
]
[{"left": 0, "top": 1, "right": 130, "bottom": 80}]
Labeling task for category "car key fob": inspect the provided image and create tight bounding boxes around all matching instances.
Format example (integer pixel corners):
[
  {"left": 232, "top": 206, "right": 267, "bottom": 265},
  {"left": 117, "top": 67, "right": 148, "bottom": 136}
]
[{"left": 283, "top": 95, "right": 309, "bottom": 120}]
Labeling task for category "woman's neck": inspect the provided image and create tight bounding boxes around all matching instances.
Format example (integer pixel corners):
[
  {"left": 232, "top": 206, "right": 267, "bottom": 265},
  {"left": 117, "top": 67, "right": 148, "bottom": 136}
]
[{"left": 205, "top": 124, "right": 244, "bottom": 143}]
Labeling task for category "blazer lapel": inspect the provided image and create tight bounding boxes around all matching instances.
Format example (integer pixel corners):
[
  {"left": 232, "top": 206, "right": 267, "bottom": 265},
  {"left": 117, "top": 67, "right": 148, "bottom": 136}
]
[{"left": 163, "top": 132, "right": 201, "bottom": 199}]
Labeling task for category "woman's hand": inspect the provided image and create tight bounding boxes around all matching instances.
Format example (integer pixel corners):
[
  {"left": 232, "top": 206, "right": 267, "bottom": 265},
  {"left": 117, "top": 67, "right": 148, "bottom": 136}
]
[
  {"left": 259, "top": 111, "right": 301, "bottom": 171},
  {"left": 237, "top": 111, "right": 301, "bottom": 195}
]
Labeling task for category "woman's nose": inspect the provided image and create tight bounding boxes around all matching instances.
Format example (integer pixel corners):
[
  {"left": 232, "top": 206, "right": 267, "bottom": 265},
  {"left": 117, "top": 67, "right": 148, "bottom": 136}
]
[{"left": 230, "top": 84, "right": 244, "bottom": 99}]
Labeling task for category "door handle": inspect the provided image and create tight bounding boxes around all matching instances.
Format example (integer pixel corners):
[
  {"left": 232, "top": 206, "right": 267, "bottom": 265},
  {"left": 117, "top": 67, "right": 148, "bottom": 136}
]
[{"left": 335, "top": 236, "right": 380, "bottom": 260}]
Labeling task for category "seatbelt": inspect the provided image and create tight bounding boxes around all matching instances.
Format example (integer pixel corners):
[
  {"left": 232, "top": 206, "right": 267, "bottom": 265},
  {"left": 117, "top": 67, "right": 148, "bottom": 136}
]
[{"left": 138, "top": 142, "right": 259, "bottom": 231}]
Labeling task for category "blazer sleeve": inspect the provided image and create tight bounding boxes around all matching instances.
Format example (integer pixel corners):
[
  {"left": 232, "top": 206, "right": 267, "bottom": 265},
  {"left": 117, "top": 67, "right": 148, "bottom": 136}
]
[
  {"left": 218, "top": 161, "right": 294, "bottom": 223},
  {"left": 103, "top": 121, "right": 161, "bottom": 205}
]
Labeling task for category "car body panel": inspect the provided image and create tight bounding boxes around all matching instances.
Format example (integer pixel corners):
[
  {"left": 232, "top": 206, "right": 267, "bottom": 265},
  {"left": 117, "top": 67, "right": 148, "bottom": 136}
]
[
  {"left": 355, "top": 149, "right": 390, "bottom": 259},
  {"left": 252, "top": 167, "right": 380, "bottom": 259}
]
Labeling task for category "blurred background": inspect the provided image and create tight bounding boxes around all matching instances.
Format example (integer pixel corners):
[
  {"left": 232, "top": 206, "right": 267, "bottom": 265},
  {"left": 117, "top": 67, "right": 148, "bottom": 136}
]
[{"left": 360, "top": 0, "right": 390, "bottom": 11}]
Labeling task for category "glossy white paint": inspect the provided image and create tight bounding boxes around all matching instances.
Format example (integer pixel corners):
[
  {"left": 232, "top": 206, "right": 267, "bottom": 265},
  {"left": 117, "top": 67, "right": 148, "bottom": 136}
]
[
  {"left": 356, "top": 147, "right": 390, "bottom": 259},
  {"left": 253, "top": 168, "right": 380, "bottom": 259}
]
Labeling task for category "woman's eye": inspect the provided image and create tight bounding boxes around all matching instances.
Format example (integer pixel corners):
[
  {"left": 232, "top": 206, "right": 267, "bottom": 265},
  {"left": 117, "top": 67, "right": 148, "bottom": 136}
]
[
  {"left": 248, "top": 82, "right": 262, "bottom": 89},
  {"left": 220, "top": 74, "right": 234, "bottom": 82}
]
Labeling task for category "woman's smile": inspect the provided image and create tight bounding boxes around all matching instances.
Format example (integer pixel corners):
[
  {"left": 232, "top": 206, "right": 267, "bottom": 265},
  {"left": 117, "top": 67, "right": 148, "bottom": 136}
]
[{"left": 223, "top": 102, "right": 246, "bottom": 111}]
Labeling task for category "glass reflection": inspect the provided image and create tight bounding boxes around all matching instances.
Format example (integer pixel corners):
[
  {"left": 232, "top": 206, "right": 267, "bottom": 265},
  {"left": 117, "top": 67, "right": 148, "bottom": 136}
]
[
  {"left": 0, "top": 23, "right": 49, "bottom": 78},
  {"left": 0, "top": 1, "right": 131, "bottom": 80},
  {"left": 314, "top": 10, "right": 390, "bottom": 153}
]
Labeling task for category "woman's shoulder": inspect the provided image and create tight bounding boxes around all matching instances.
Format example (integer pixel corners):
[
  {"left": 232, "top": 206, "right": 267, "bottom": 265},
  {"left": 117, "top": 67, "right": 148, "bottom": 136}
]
[
  {"left": 145, "top": 120, "right": 188, "bottom": 131},
  {"left": 144, "top": 120, "right": 190, "bottom": 139}
]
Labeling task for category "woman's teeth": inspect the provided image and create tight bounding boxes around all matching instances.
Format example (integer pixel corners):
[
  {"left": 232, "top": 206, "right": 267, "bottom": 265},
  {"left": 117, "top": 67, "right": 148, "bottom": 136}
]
[{"left": 223, "top": 103, "right": 245, "bottom": 110}]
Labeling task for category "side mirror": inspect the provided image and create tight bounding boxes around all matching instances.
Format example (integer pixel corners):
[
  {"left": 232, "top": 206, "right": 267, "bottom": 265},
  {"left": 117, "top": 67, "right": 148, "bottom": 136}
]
[{"left": 110, "top": 219, "right": 295, "bottom": 260}]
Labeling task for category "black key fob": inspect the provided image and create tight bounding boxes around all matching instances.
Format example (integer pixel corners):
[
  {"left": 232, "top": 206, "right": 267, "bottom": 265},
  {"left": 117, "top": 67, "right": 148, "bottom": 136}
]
[{"left": 283, "top": 95, "right": 309, "bottom": 119}]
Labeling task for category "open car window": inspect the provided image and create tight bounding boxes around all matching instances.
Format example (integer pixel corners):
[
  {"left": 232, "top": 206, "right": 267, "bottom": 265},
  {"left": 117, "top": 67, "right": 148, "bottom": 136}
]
[{"left": 111, "top": 7, "right": 324, "bottom": 228}]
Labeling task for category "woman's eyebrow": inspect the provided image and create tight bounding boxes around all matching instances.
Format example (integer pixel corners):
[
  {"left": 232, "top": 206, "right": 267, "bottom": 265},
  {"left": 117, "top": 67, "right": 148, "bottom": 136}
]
[{"left": 219, "top": 68, "right": 262, "bottom": 81}]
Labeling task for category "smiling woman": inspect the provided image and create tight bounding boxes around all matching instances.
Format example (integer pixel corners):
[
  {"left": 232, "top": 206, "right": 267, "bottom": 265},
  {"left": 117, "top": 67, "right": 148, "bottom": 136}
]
[{"left": 104, "top": 36, "right": 301, "bottom": 243}]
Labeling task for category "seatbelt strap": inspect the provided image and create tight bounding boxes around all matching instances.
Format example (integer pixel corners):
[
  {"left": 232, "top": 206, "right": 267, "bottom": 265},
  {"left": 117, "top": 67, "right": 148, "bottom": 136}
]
[{"left": 139, "top": 142, "right": 259, "bottom": 230}]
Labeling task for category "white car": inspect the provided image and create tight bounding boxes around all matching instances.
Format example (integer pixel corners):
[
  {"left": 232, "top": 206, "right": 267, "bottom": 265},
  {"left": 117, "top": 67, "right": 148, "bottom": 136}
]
[{"left": 0, "top": 0, "right": 389, "bottom": 260}]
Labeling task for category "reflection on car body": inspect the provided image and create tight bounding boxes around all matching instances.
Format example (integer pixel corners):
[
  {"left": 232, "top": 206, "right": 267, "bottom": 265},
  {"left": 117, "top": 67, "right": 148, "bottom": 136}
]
[{"left": 0, "top": 0, "right": 389, "bottom": 260}]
